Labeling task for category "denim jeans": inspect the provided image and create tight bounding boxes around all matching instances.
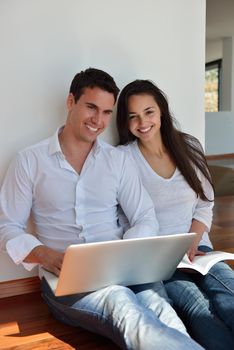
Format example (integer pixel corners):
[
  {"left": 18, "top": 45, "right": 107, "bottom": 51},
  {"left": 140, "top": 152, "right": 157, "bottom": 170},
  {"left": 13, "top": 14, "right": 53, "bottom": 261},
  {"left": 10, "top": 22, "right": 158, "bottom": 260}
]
[
  {"left": 41, "top": 278, "right": 203, "bottom": 350},
  {"left": 164, "top": 246, "right": 234, "bottom": 350}
]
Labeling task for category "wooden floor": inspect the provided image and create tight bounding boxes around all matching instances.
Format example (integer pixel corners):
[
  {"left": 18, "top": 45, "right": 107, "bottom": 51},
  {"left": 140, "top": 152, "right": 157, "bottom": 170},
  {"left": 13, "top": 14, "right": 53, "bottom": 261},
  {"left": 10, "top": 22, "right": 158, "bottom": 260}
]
[
  {"left": 210, "top": 195, "right": 234, "bottom": 269},
  {"left": 0, "top": 292, "right": 119, "bottom": 350},
  {"left": 0, "top": 195, "right": 234, "bottom": 350}
]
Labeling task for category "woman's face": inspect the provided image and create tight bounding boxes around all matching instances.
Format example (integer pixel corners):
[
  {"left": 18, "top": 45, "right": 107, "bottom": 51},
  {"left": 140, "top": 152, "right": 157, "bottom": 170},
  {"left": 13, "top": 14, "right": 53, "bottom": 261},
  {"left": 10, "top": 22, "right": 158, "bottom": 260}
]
[{"left": 127, "top": 94, "right": 161, "bottom": 143}]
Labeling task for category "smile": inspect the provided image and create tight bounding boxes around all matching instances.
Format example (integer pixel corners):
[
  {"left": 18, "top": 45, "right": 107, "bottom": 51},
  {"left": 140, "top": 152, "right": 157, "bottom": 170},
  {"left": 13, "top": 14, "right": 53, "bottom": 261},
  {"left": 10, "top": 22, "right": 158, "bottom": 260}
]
[
  {"left": 86, "top": 124, "right": 98, "bottom": 132},
  {"left": 138, "top": 126, "right": 153, "bottom": 133}
]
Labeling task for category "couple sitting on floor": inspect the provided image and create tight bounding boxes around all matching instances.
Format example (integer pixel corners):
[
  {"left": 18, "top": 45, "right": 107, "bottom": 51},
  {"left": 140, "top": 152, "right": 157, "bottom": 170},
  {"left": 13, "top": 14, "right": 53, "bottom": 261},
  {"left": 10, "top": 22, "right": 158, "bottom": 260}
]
[{"left": 0, "top": 68, "right": 234, "bottom": 350}]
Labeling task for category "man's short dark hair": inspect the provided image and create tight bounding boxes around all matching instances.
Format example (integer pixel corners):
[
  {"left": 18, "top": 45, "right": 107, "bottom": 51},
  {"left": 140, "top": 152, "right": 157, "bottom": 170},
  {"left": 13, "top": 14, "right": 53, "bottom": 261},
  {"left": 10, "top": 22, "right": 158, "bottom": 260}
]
[{"left": 69, "top": 68, "right": 119, "bottom": 103}]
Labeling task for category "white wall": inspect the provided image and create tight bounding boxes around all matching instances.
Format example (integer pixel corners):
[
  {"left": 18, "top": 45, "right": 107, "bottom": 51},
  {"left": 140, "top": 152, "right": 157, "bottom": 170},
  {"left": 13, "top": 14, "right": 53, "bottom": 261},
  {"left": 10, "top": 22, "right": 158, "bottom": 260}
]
[
  {"left": 206, "top": 40, "right": 222, "bottom": 62},
  {"left": 206, "top": 111, "right": 234, "bottom": 154},
  {"left": 0, "top": 0, "right": 206, "bottom": 282}
]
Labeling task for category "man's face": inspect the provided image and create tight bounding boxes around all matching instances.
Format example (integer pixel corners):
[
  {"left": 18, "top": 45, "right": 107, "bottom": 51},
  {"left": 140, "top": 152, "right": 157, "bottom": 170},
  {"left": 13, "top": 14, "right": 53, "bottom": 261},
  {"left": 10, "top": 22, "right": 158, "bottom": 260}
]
[{"left": 67, "top": 87, "right": 115, "bottom": 143}]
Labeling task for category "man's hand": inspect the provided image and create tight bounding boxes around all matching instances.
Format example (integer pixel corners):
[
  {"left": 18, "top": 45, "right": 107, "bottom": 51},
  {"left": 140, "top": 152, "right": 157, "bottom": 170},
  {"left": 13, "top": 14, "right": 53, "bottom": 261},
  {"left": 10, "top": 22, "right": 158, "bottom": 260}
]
[{"left": 24, "top": 245, "right": 64, "bottom": 276}]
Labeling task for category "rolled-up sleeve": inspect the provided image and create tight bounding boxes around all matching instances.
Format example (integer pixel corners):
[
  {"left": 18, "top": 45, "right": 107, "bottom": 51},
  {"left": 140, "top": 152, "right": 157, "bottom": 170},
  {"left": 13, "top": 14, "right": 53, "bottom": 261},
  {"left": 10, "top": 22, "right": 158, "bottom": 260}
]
[
  {"left": 193, "top": 171, "right": 214, "bottom": 231},
  {"left": 0, "top": 153, "right": 42, "bottom": 269}
]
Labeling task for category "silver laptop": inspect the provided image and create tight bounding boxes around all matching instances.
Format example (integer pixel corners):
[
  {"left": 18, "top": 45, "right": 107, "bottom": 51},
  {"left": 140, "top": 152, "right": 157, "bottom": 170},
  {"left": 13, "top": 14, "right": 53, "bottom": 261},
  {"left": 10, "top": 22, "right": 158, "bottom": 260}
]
[{"left": 41, "top": 233, "right": 196, "bottom": 296}]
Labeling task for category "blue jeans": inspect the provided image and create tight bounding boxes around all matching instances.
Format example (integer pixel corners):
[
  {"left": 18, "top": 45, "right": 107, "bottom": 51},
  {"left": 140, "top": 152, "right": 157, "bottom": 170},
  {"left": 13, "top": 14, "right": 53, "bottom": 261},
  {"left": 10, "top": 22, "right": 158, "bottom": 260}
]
[
  {"left": 41, "top": 278, "right": 203, "bottom": 350},
  {"left": 164, "top": 246, "right": 234, "bottom": 350}
]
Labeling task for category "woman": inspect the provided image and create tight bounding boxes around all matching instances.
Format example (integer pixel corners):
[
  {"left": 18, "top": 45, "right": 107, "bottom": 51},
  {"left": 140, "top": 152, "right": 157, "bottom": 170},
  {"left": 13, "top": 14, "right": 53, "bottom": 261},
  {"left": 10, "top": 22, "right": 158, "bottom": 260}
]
[{"left": 116, "top": 79, "right": 234, "bottom": 350}]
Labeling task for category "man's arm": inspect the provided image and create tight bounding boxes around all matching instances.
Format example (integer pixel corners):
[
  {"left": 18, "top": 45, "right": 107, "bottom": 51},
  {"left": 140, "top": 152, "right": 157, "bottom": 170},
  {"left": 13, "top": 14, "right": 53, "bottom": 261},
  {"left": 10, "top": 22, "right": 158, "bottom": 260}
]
[
  {"left": 117, "top": 153, "right": 159, "bottom": 238},
  {"left": 0, "top": 153, "right": 63, "bottom": 275}
]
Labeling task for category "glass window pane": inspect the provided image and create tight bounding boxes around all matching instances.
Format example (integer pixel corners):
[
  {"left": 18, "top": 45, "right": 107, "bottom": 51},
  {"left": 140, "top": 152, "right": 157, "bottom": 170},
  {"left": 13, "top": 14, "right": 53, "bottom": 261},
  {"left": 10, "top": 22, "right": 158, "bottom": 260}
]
[{"left": 205, "top": 60, "right": 221, "bottom": 112}]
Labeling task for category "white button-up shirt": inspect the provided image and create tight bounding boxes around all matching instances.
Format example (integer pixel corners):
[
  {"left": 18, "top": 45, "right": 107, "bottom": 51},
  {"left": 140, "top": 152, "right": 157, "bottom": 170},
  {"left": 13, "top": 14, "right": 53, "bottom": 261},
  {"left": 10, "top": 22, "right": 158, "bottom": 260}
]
[{"left": 0, "top": 129, "right": 158, "bottom": 270}]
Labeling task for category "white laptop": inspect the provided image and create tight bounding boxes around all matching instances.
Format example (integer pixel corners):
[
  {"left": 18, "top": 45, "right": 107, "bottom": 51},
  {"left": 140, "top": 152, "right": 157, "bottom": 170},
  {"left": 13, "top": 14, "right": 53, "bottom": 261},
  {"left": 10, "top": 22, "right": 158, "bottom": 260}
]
[{"left": 41, "top": 233, "right": 196, "bottom": 296}]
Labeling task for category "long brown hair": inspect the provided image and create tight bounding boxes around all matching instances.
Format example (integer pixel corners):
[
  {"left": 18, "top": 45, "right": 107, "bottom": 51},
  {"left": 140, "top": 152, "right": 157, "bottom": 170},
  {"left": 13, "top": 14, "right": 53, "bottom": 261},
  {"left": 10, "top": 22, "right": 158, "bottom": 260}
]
[{"left": 116, "top": 80, "right": 213, "bottom": 201}]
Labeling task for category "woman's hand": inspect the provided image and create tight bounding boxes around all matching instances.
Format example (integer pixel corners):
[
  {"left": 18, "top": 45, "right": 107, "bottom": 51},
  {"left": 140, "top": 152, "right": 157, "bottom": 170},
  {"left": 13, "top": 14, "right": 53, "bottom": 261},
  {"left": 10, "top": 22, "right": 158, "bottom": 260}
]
[
  {"left": 187, "top": 246, "right": 205, "bottom": 262},
  {"left": 188, "top": 219, "right": 207, "bottom": 261}
]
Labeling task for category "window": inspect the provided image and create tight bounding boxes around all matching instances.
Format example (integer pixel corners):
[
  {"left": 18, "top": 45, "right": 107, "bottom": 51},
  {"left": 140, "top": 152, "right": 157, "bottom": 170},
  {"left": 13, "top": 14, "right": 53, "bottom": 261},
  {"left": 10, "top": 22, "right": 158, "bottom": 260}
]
[{"left": 205, "top": 59, "right": 222, "bottom": 112}]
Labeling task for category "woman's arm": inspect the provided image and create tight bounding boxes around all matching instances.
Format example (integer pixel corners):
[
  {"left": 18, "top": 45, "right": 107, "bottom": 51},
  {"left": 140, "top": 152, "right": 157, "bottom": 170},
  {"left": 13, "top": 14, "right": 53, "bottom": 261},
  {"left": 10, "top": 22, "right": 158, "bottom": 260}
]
[
  {"left": 188, "top": 219, "right": 207, "bottom": 261},
  {"left": 188, "top": 167, "right": 214, "bottom": 261}
]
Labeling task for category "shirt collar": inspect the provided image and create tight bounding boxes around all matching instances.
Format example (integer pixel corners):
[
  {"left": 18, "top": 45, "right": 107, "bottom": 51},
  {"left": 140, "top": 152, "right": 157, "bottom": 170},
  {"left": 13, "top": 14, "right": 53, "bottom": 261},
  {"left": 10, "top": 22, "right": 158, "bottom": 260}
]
[
  {"left": 48, "top": 126, "right": 64, "bottom": 157},
  {"left": 48, "top": 126, "right": 102, "bottom": 158},
  {"left": 91, "top": 138, "right": 101, "bottom": 158}
]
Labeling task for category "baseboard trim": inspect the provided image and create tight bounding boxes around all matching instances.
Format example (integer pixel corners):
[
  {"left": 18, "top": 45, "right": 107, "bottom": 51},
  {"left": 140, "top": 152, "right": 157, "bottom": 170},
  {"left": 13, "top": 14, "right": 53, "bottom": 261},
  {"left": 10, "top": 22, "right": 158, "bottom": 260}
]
[
  {"left": 206, "top": 153, "right": 234, "bottom": 160},
  {"left": 0, "top": 276, "right": 41, "bottom": 299}
]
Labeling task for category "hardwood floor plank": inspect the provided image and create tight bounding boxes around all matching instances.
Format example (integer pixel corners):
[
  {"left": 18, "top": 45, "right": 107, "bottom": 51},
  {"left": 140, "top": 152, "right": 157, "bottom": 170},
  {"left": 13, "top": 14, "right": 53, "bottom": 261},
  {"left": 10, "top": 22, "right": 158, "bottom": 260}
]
[
  {"left": 0, "top": 277, "right": 40, "bottom": 299},
  {"left": 0, "top": 292, "right": 118, "bottom": 350},
  {"left": 0, "top": 337, "right": 75, "bottom": 350},
  {"left": 210, "top": 195, "right": 234, "bottom": 269},
  {"left": 0, "top": 322, "right": 20, "bottom": 336}
]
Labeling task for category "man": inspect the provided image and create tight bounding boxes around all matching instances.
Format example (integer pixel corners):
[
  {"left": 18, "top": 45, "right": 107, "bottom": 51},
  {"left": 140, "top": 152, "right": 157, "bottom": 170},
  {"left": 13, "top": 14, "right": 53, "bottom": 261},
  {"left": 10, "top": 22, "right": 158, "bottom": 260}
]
[{"left": 0, "top": 68, "right": 203, "bottom": 349}]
